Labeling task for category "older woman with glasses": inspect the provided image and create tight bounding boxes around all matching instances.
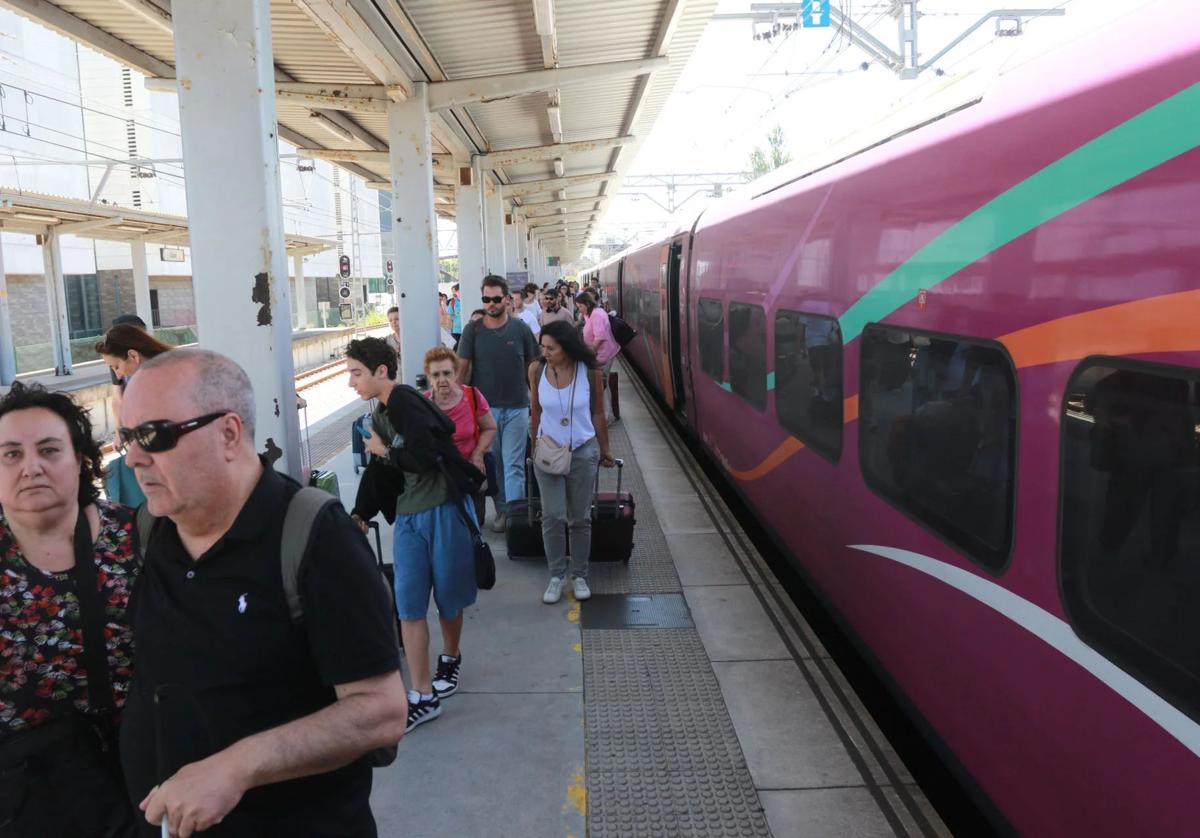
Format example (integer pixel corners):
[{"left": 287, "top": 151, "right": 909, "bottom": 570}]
[
  {"left": 423, "top": 346, "right": 497, "bottom": 525},
  {"left": 0, "top": 383, "right": 139, "bottom": 837}
]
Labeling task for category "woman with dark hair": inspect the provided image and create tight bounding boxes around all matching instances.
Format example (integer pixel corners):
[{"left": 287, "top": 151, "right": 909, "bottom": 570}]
[
  {"left": 94, "top": 324, "right": 172, "bottom": 383},
  {"left": 0, "top": 383, "right": 139, "bottom": 836},
  {"left": 577, "top": 291, "right": 621, "bottom": 426},
  {"left": 527, "top": 320, "right": 615, "bottom": 605},
  {"left": 95, "top": 324, "right": 172, "bottom": 506}
]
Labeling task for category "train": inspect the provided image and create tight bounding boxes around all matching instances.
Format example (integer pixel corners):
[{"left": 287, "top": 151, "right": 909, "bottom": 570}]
[{"left": 582, "top": 5, "right": 1200, "bottom": 834}]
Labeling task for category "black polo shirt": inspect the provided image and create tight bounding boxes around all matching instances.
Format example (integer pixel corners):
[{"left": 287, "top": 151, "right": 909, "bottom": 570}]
[{"left": 120, "top": 463, "right": 400, "bottom": 837}]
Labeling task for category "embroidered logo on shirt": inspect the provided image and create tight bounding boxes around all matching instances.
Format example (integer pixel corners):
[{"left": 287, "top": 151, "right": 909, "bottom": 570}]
[{"left": 237, "top": 593, "right": 248, "bottom": 614}]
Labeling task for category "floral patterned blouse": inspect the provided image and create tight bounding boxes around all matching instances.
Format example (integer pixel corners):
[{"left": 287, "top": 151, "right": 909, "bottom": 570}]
[{"left": 0, "top": 500, "right": 138, "bottom": 738}]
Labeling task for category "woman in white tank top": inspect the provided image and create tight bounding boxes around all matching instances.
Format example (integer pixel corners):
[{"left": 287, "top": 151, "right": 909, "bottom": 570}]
[{"left": 528, "top": 321, "right": 616, "bottom": 605}]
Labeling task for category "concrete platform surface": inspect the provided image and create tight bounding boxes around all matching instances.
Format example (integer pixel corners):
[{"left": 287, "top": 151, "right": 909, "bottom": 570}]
[{"left": 314, "top": 359, "right": 949, "bottom": 838}]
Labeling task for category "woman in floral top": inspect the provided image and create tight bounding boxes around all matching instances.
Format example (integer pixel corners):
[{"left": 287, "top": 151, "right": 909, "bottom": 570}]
[{"left": 0, "top": 382, "right": 139, "bottom": 836}]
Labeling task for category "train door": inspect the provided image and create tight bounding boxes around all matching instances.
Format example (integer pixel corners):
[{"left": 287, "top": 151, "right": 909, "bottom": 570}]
[
  {"left": 665, "top": 238, "right": 685, "bottom": 415},
  {"left": 615, "top": 260, "right": 624, "bottom": 317}
]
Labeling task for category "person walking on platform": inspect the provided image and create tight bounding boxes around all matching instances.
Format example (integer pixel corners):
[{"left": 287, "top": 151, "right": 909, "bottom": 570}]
[
  {"left": 0, "top": 383, "right": 141, "bottom": 837},
  {"left": 95, "top": 324, "right": 173, "bottom": 506},
  {"left": 448, "top": 283, "right": 464, "bottom": 345},
  {"left": 118, "top": 349, "right": 407, "bottom": 837},
  {"left": 539, "top": 287, "right": 574, "bottom": 329},
  {"left": 578, "top": 292, "right": 621, "bottom": 426},
  {"left": 386, "top": 305, "right": 402, "bottom": 359},
  {"left": 510, "top": 285, "right": 541, "bottom": 337},
  {"left": 458, "top": 275, "right": 540, "bottom": 533},
  {"left": 346, "top": 338, "right": 484, "bottom": 733},
  {"left": 528, "top": 321, "right": 615, "bottom": 605},
  {"left": 423, "top": 346, "right": 497, "bottom": 541}
]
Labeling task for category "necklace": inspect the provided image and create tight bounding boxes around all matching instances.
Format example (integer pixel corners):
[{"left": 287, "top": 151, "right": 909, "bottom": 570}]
[{"left": 551, "top": 363, "right": 573, "bottom": 426}]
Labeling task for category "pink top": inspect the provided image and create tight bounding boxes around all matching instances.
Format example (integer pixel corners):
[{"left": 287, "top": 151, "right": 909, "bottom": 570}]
[
  {"left": 425, "top": 385, "right": 490, "bottom": 459},
  {"left": 584, "top": 308, "right": 620, "bottom": 364}
]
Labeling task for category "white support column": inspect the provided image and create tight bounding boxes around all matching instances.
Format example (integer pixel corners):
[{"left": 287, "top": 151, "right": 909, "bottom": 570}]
[
  {"left": 292, "top": 254, "right": 307, "bottom": 329},
  {"left": 0, "top": 236, "right": 14, "bottom": 384},
  {"left": 517, "top": 220, "right": 529, "bottom": 275},
  {"left": 130, "top": 241, "right": 153, "bottom": 329},
  {"left": 42, "top": 231, "right": 72, "bottom": 376},
  {"left": 504, "top": 214, "right": 522, "bottom": 276},
  {"left": 387, "top": 82, "right": 439, "bottom": 387},
  {"left": 482, "top": 178, "right": 506, "bottom": 277},
  {"left": 455, "top": 171, "right": 485, "bottom": 293},
  {"left": 171, "top": 0, "right": 300, "bottom": 474}
]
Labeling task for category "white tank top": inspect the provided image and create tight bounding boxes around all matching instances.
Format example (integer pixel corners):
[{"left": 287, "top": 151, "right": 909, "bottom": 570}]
[{"left": 538, "top": 361, "right": 595, "bottom": 450}]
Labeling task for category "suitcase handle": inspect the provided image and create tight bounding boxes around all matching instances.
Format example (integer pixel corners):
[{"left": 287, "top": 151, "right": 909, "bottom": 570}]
[
  {"left": 525, "top": 457, "right": 536, "bottom": 524},
  {"left": 594, "top": 457, "right": 624, "bottom": 495}
]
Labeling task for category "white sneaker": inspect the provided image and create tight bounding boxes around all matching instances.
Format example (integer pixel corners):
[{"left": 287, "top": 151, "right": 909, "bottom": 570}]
[
  {"left": 491, "top": 512, "right": 506, "bottom": 533},
  {"left": 542, "top": 577, "right": 565, "bottom": 604},
  {"left": 572, "top": 577, "right": 591, "bottom": 601}
]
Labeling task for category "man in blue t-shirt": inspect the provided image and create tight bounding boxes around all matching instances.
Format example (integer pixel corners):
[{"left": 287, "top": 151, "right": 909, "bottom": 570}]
[{"left": 457, "top": 274, "right": 539, "bottom": 532}]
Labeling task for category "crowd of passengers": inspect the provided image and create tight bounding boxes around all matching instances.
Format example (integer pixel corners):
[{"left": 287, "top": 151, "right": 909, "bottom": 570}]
[{"left": 0, "top": 274, "right": 618, "bottom": 836}]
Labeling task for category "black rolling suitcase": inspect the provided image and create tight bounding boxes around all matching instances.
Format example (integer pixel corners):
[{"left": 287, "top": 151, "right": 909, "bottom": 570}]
[
  {"left": 591, "top": 458, "right": 635, "bottom": 562},
  {"left": 505, "top": 458, "right": 546, "bottom": 559},
  {"left": 368, "top": 520, "right": 403, "bottom": 645}
]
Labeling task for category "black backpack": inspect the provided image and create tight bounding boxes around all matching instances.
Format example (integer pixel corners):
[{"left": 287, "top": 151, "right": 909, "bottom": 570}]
[{"left": 608, "top": 312, "right": 637, "bottom": 347}]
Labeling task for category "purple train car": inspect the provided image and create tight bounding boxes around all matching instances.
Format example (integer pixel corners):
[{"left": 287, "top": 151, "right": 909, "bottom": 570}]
[{"left": 593, "top": 6, "right": 1200, "bottom": 834}]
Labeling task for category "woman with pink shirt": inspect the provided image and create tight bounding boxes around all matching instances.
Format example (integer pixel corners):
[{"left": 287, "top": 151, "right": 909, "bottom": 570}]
[
  {"left": 424, "top": 346, "right": 498, "bottom": 525},
  {"left": 577, "top": 292, "right": 620, "bottom": 425}
]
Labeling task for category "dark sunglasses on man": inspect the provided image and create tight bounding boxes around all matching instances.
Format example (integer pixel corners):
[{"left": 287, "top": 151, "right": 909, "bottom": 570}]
[
  {"left": 481, "top": 295, "right": 505, "bottom": 304},
  {"left": 116, "top": 411, "right": 230, "bottom": 455}
]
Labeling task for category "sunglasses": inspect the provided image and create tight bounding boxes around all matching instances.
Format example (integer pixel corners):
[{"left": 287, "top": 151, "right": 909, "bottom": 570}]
[
  {"left": 481, "top": 295, "right": 505, "bottom": 304},
  {"left": 116, "top": 411, "right": 229, "bottom": 455}
]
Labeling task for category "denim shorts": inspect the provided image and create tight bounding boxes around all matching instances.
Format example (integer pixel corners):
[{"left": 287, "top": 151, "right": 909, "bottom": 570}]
[{"left": 391, "top": 500, "right": 478, "bottom": 620}]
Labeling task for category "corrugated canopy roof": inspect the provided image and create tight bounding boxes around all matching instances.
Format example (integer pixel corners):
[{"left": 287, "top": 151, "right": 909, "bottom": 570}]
[{"left": 0, "top": 0, "right": 717, "bottom": 259}]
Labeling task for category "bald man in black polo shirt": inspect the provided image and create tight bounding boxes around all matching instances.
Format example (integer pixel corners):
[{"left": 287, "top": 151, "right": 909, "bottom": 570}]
[{"left": 118, "top": 349, "right": 407, "bottom": 837}]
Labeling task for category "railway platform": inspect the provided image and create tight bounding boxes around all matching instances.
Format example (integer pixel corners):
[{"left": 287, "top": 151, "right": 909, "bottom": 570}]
[{"left": 314, "top": 360, "right": 950, "bottom": 838}]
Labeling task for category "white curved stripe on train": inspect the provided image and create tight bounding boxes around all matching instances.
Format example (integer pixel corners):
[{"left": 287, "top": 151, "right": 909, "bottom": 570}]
[{"left": 848, "top": 544, "right": 1200, "bottom": 759}]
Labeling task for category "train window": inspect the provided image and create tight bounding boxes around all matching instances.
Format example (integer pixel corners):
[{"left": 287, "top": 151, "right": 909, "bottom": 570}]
[
  {"left": 697, "top": 298, "right": 724, "bottom": 381},
  {"left": 729, "top": 302, "right": 767, "bottom": 411},
  {"left": 1060, "top": 359, "right": 1200, "bottom": 719},
  {"left": 859, "top": 326, "right": 1016, "bottom": 569},
  {"left": 641, "top": 287, "right": 660, "bottom": 341},
  {"left": 775, "top": 310, "right": 843, "bottom": 461}
]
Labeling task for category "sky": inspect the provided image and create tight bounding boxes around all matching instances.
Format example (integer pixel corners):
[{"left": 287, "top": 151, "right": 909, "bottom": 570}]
[{"left": 586, "top": 0, "right": 1163, "bottom": 253}]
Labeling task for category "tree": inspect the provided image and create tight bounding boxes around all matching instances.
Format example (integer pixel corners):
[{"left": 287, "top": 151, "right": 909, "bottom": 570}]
[{"left": 749, "top": 125, "right": 792, "bottom": 178}]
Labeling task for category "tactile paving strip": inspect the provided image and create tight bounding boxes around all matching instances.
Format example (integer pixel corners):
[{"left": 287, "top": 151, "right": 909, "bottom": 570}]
[
  {"left": 588, "top": 413, "right": 684, "bottom": 595},
  {"left": 584, "top": 629, "right": 771, "bottom": 837}
]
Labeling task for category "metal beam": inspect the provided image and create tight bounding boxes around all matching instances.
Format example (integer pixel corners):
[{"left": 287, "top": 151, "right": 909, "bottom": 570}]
[
  {"left": 365, "top": 181, "right": 455, "bottom": 196},
  {"left": 56, "top": 217, "right": 124, "bottom": 236},
  {"left": 503, "top": 173, "right": 612, "bottom": 198},
  {"left": 517, "top": 196, "right": 607, "bottom": 216},
  {"left": 0, "top": 0, "right": 175, "bottom": 77},
  {"left": 296, "top": 148, "right": 452, "bottom": 171},
  {"left": 116, "top": 0, "right": 172, "bottom": 33},
  {"left": 293, "top": 0, "right": 413, "bottom": 92},
  {"left": 428, "top": 57, "right": 668, "bottom": 111},
  {"left": 478, "top": 136, "right": 634, "bottom": 168}
]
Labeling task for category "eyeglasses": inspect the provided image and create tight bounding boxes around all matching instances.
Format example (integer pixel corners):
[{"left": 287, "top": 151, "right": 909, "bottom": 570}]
[
  {"left": 481, "top": 295, "right": 505, "bottom": 304},
  {"left": 116, "top": 411, "right": 229, "bottom": 455},
  {"left": 428, "top": 370, "right": 456, "bottom": 379}
]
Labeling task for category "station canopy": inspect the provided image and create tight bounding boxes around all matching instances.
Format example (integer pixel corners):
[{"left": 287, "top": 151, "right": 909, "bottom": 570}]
[{"left": 0, "top": 0, "right": 719, "bottom": 259}]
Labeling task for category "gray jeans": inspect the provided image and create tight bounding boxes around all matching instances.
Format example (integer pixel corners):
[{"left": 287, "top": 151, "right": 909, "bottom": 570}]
[
  {"left": 600, "top": 357, "right": 615, "bottom": 422},
  {"left": 533, "top": 437, "right": 600, "bottom": 580}
]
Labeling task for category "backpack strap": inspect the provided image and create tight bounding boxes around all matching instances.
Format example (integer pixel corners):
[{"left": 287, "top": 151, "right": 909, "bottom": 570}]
[
  {"left": 280, "top": 486, "right": 338, "bottom": 623},
  {"left": 136, "top": 503, "right": 156, "bottom": 557}
]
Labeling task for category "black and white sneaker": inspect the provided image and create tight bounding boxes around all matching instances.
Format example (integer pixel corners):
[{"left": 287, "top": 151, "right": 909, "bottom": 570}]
[
  {"left": 406, "top": 690, "right": 442, "bottom": 733},
  {"left": 432, "top": 654, "right": 461, "bottom": 699}
]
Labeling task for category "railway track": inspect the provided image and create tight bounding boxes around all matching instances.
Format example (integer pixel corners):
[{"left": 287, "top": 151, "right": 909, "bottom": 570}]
[{"left": 295, "top": 359, "right": 347, "bottom": 392}]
